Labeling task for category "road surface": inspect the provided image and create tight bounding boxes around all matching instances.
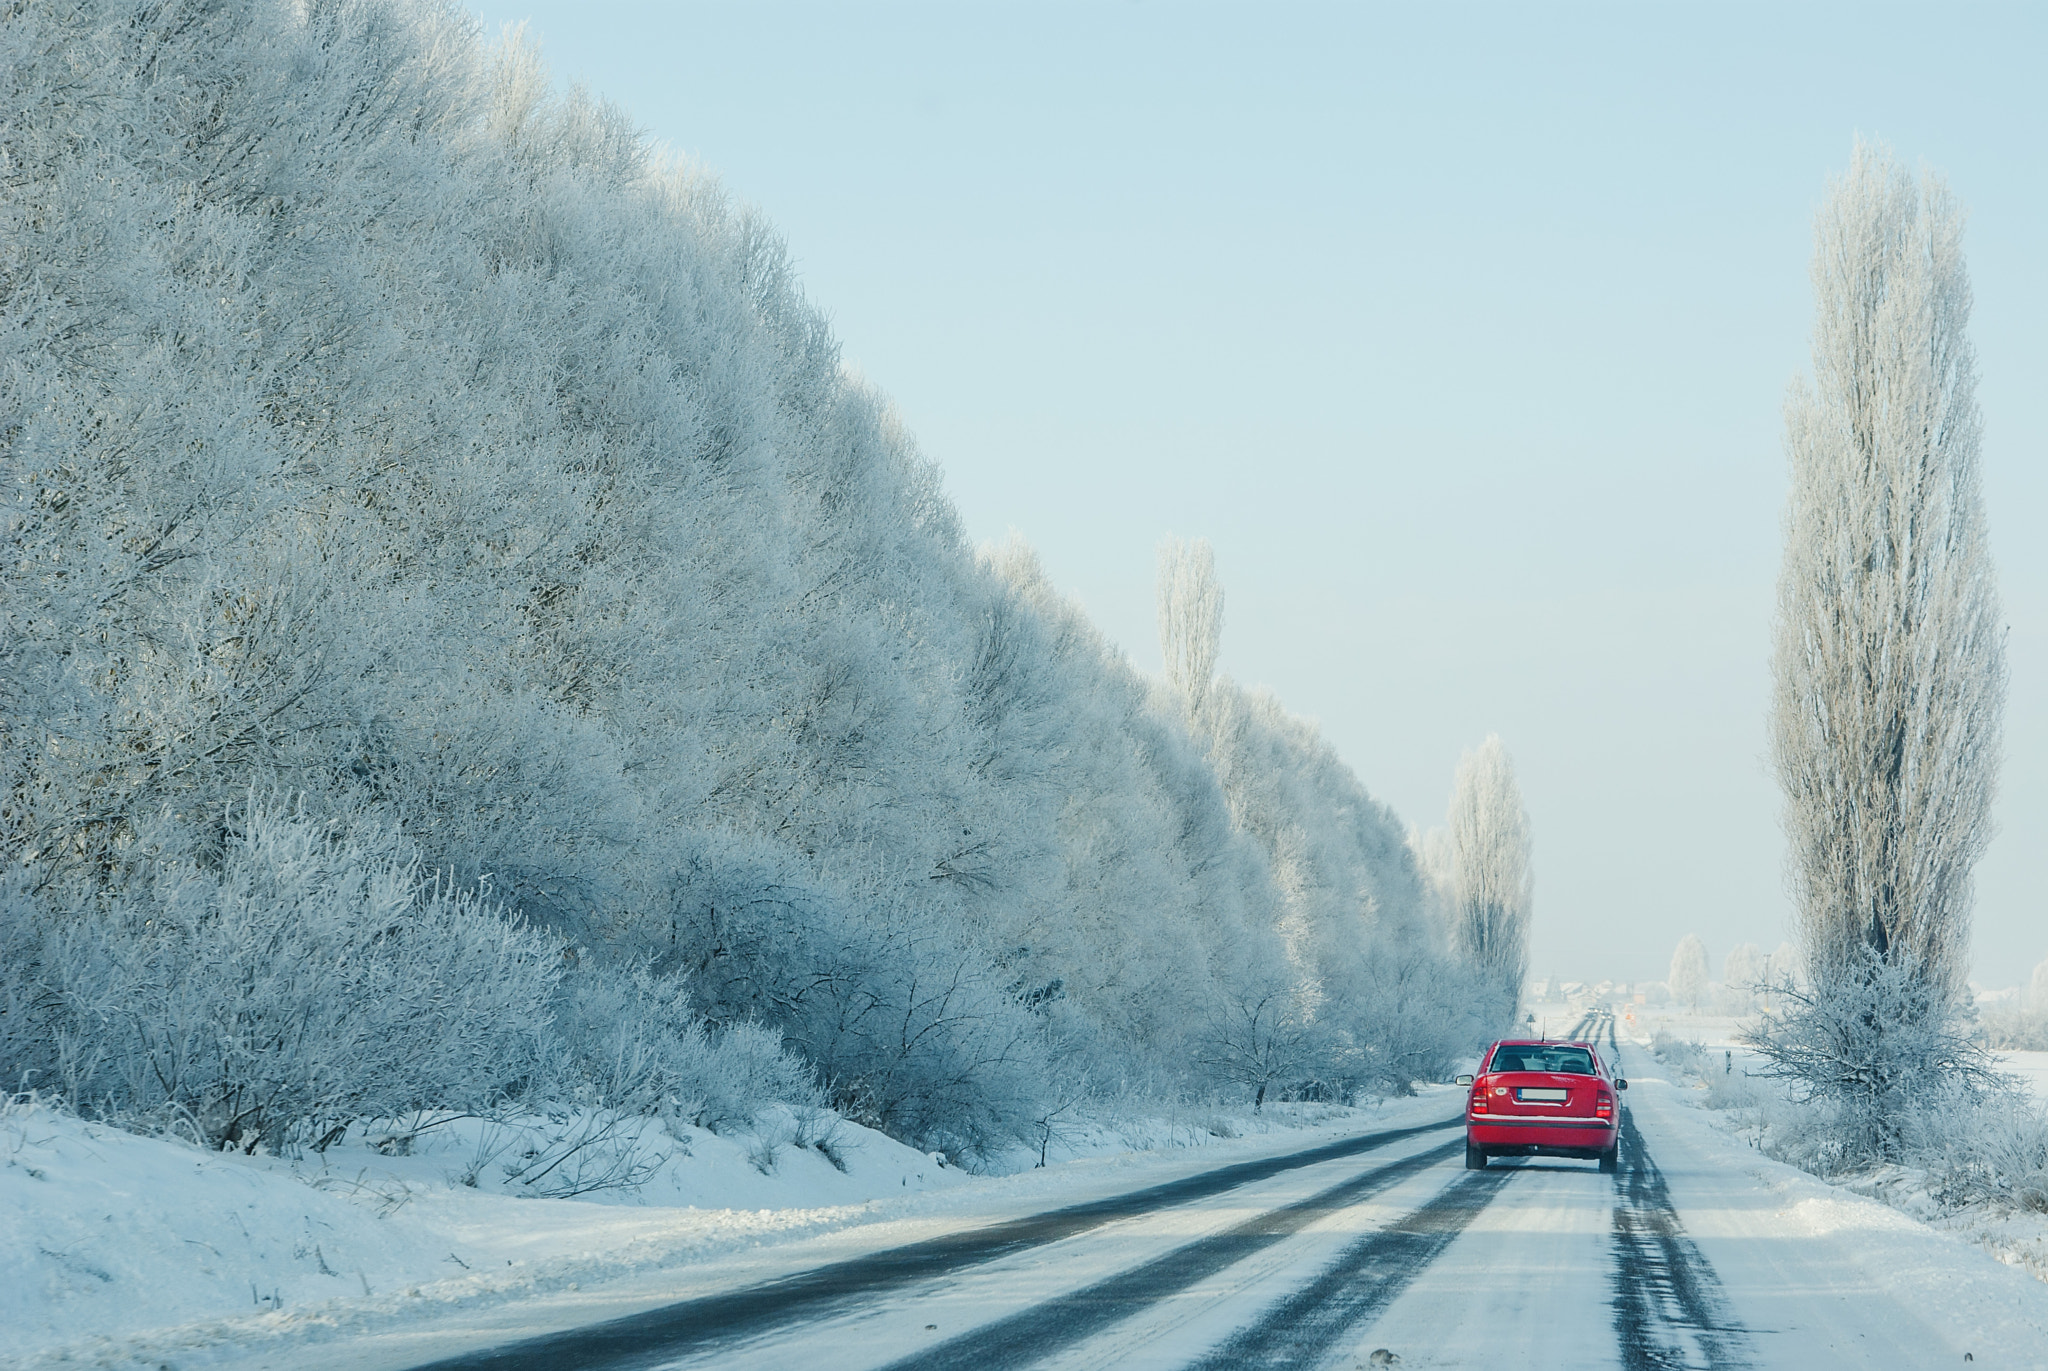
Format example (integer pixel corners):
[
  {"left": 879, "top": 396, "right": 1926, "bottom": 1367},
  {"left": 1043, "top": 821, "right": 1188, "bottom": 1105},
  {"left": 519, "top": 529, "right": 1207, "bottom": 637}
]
[{"left": 395, "top": 1010, "right": 2029, "bottom": 1370}]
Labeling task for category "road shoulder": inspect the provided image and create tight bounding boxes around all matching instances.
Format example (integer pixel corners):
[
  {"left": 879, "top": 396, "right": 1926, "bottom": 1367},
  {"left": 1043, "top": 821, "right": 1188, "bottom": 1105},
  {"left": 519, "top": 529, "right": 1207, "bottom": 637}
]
[
  {"left": 1617, "top": 1039, "right": 2048, "bottom": 1368},
  {"left": 48, "top": 1093, "right": 1456, "bottom": 1371}
]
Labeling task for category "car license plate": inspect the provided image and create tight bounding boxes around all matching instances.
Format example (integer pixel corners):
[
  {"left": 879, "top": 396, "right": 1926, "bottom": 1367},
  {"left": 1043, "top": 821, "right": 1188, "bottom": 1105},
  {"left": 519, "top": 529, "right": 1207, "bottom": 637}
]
[{"left": 1517, "top": 1088, "right": 1568, "bottom": 1102}]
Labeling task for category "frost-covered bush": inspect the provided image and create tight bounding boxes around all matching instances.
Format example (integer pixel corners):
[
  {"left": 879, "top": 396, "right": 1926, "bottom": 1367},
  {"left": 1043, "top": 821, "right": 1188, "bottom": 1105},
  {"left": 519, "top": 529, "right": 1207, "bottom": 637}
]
[
  {"left": 545, "top": 963, "right": 818, "bottom": 1133},
  {"left": 1901, "top": 1091, "right": 2048, "bottom": 1213},
  {"left": 1194, "top": 983, "right": 1317, "bottom": 1110},
  {"left": 1, "top": 803, "right": 559, "bottom": 1151},
  {"left": 1669, "top": 1028, "right": 2048, "bottom": 1217},
  {"left": 647, "top": 846, "right": 1055, "bottom": 1159},
  {"left": 1651, "top": 1028, "right": 1709, "bottom": 1076},
  {"left": 1744, "top": 950, "right": 1997, "bottom": 1166}
]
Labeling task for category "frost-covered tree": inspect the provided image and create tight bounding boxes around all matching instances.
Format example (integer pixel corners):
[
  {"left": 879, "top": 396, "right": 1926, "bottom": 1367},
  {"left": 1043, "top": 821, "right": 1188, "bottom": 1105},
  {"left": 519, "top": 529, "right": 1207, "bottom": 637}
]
[
  {"left": 1980, "top": 956, "right": 2048, "bottom": 1052},
  {"left": 1770, "top": 140, "right": 2004, "bottom": 1013},
  {"left": 1434, "top": 737, "right": 1533, "bottom": 1028},
  {"left": 1670, "top": 935, "right": 1710, "bottom": 1014},
  {"left": 1722, "top": 943, "right": 1765, "bottom": 1014},
  {"left": 1157, "top": 536, "right": 1225, "bottom": 716},
  {"left": 1757, "top": 939, "right": 1804, "bottom": 1010}
]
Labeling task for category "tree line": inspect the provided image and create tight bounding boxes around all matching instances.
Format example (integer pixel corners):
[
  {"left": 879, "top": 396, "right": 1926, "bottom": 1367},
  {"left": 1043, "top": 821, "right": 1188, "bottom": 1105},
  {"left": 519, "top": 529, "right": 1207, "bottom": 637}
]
[{"left": 0, "top": 0, "right": 1531, "bottom": 1160}]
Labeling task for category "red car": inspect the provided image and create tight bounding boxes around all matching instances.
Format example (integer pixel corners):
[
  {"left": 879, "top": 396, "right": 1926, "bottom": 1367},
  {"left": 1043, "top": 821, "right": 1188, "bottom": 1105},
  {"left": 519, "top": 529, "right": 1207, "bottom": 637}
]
[{"left": 1456, "top": 1038, "right": 1626, "bottom": 1173}]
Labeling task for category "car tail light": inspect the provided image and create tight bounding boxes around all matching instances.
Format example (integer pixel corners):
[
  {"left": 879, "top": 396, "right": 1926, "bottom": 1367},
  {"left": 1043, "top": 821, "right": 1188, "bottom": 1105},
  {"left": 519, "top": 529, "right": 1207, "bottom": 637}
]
[
  {"left": 1595, "top": 1093, "right": 1613, "bottom": 1119},
  {"left": 1470, "top": 1077, "right": 1488, "bottom": 1113}
]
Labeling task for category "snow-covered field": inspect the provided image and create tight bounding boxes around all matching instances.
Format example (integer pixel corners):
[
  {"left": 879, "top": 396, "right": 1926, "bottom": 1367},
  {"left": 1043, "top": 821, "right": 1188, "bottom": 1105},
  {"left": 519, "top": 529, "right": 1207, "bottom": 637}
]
[{"left": 0, "top": 1093, "right": 1425, "bottom": 1370}]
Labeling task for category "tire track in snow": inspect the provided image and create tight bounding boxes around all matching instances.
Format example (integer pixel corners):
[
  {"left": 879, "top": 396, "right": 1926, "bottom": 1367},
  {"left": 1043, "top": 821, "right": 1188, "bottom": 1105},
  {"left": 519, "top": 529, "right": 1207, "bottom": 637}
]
[
  {"left": 1181, "top": 1008, "right": 1599, "bottom": 1369},
  {"left": 875, "top": 1137, "right": 1465, "bottom": 1371},
  {"left": 404, "top": 1116, "right": 1459, "bottom": 1371},
  {"left": 1603, "top": 1014, "right": 1753, "bottom": 1370},
  {"left": 1182, "top": 1164, "right": 1511, "bottom": 1369},
  {"left": 1167, "top": 1004, "right": 1598, "bottom": 1369}
]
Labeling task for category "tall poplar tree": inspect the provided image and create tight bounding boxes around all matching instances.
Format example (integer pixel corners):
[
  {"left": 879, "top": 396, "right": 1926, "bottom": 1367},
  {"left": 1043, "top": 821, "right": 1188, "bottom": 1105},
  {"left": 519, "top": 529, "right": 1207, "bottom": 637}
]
[
  {"left": 1156, "top": 536, "right": 1225, "bottom": 717},
  {"left": 1442, "top": 736, "right": 1532, "bottom": 1027},
  {"left": 1771, "top": 141, "right": 2004, "bottom": 1010}
]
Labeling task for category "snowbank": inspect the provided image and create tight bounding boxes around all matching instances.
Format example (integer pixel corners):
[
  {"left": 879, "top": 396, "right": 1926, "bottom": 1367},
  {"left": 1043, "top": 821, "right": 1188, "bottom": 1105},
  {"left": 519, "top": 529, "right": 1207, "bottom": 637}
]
[
  {"left": 2, "top": 1094, "right": 1427, "bottom": 1369},
  {"left": 0, "top": 1098, "right": 958, "bottom": 1367}
]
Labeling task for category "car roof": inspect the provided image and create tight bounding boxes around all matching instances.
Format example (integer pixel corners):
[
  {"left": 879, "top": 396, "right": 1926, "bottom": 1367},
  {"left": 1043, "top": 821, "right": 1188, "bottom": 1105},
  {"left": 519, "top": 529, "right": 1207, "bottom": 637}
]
[{"left": 1490, "top": 1039, "right": 1595, "bottom": 1050}]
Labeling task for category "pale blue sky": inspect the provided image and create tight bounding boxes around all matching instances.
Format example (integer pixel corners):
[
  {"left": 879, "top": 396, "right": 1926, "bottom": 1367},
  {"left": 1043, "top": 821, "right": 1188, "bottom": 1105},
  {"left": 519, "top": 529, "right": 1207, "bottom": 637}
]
[{"left": 466, "top": 1, "right": 2047, "bottom": 986}]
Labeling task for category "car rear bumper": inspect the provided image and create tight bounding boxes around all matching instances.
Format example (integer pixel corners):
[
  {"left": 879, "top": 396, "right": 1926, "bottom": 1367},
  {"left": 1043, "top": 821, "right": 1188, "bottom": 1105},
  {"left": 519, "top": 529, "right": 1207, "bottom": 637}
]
[{"left": 1467, "top": 1117, "right": 1617, "bottom": 1151}]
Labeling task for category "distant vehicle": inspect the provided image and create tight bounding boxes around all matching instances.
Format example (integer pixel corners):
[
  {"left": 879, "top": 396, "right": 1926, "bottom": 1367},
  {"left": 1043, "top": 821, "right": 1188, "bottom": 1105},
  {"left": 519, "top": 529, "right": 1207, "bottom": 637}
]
[{"left": 1454, "top": 1038, "right": 1626, "bottom": 1173}]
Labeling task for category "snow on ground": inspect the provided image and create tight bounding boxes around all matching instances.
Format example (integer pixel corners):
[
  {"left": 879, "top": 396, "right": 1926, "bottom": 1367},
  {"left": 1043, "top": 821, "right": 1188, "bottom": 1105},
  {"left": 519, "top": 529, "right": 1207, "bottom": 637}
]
[
  {"left": 1613, "top": 1034, "right": 2048, "bottom": 1367},
  {"left": 0, "top": 1098, "right": 963, "bottom": 1368},
  {"left": 1623, "top": 1014, "right": 2048, "bottom": 1300},
  {"left": 1605, "top": 1032, "right": 2048, "bottom": 1360},
  {"left": 1, "top": 1090, "right": 1444, "bottom": 1370},
  {"left": 1997, "top": 1049, "right": 2048, "bottom": 1103}
]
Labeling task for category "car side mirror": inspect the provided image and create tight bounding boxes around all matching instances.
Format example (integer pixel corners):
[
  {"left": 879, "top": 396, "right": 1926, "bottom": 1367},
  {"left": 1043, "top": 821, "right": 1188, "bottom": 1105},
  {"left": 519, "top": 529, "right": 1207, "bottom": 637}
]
[
  {"left": 1453, "top": 1074, "right": 1474, "bottom": 1086},
  {"left": 1616, "top": 1078, "right": 1628, "bottom": 1090}
]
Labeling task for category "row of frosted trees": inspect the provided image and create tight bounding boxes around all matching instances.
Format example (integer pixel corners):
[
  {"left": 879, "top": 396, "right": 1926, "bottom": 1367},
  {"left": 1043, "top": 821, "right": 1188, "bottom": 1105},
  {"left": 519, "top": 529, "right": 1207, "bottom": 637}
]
[
  {"left": 1663, "top": 937, "right": 1801, "bottom": 1014},
  {"left": 0, "top": 0, "right": 1528, "bottom": 1159},
  {"left": 1156, "top": 539, "right": 1536, "bottom": 1103}
]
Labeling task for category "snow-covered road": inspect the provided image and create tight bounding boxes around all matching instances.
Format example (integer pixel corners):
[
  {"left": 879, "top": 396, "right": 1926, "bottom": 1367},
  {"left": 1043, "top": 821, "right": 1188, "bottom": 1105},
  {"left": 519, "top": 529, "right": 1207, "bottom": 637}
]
[{"left": 365, "top": 1010, "right": 2048, "bottom": 1371}]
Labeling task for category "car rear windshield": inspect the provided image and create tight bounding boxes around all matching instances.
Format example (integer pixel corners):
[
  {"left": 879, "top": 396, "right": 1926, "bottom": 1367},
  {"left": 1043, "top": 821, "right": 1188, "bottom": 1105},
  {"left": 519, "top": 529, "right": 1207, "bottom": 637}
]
[{"left": 1488, "top": 1045, "right": 1595, "bottom": 1075}]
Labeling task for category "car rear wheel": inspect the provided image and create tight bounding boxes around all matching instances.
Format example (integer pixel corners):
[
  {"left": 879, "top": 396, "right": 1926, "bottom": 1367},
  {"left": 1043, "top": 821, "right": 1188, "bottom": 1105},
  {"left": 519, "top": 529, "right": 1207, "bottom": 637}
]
[
  {"left": 1464, "top": 1142, "right": 1488, "bottom": 1170},
  {"left": 1598, "top": 1145, "right": 1618, "bottom": 1174}
]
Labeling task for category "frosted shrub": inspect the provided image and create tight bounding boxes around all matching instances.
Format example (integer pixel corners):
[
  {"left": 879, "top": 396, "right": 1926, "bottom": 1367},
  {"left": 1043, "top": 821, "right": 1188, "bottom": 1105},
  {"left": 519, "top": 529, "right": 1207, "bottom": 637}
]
[
  {"left": 1906, "top": 1091, "right": 2048, "bottom": 1213},
  {"left": 737, "top": 918, "right": 1051, "bottom": 1161},
  {"left": 545, "top": 964, "right": 819, "bottom": 1133},
  {"left": 1195, "top": 985, "right": 1314, "bottom": 1109},
  {"left": 1745, "top": 949, "right": 1997, "bottom": 1168},
  {"left": 5, "top": 802, "right": 559, "bottom": 1151},
  {"left": 497, "top": 1112, "right": 671, "bottom": 1199},
  {"left": 545, "top": 966, "right": 702, "bottom": 1115},
  {"left": 1652, "top": 1029, "right": 1708, "bottom": 1076},
  {"left": 656, "top": 850, "right": 1053, "bottom": 1159},
  {"left": 698, "top": 1023, "right": 825, "bottom": 1132}
]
